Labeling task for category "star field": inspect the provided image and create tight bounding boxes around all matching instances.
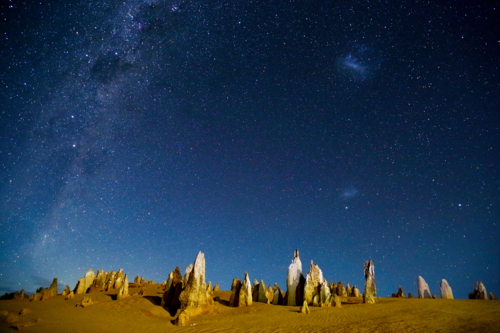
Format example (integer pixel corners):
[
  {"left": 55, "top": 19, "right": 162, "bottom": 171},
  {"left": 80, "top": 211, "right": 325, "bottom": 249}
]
[{"left": 0, "top": 0, "right": 498, "bottom": 299}]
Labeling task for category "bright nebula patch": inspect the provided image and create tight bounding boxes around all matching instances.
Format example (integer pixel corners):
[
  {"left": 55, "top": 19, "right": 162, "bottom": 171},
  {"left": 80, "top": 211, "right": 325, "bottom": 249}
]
[{"left": 337, "top": 45, "right": 382, "bottom": 81}]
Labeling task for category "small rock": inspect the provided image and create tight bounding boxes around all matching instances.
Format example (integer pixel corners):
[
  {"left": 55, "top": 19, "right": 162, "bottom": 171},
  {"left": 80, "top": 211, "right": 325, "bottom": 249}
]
[
  {"left": 77, "top": 297, "right": 93, "bottom": 307},
  {"left": 18, "top": 308, "right": 31, "bottom": 316},
  {"left": 65, "top": 291, "right": 75, "bottom": 300},
  {"left": 299, "top": 300, "right": 310, "bottom": 314},
  {"left": 173, "top": 311, "right": 189, "bottom": 326}
]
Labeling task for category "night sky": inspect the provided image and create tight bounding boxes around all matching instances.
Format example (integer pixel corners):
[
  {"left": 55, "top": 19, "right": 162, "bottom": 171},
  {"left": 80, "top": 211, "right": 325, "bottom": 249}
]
[{"left": 1, "top": 1, "right": 498, "bottom": 299}]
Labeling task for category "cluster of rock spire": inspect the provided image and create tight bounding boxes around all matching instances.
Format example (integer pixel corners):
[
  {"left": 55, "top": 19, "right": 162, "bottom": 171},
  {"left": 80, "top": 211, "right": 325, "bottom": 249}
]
[
  {"left": 4, "top": 247, "right": 497, "bottom": 327},
  {"left": 226, "top": 249, "right": 371, "bottom": 310}
]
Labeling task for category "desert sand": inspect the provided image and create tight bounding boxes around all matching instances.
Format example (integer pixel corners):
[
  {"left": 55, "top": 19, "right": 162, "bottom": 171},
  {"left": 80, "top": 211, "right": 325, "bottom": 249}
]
[{"left": 1, "top": 284, "right": 499, "bottom": 332}]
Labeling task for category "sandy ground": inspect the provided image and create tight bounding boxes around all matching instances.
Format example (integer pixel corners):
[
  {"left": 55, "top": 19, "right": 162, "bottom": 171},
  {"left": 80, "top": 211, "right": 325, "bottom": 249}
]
[{"left": 1, "top": 285, "right": 499, "bottom": 332}]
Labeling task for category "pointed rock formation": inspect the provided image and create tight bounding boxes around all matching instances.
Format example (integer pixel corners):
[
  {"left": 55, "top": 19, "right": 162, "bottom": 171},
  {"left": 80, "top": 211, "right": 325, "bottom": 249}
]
[
  {"left": 89, "top": 270, "right": 107, "bottom": 292},
  {"left": 213, "top": 284, "right": 220, "bottom": 292},
  {"left": 163, "top": 267, "right": 183, "bottom": 313},
  {"left": 417, "top": 276, "right": 432, "bottom": 299},
  {"left": 183, "top": 264, "right": 194, "bottom": 286},
  {"left": 336, "top": 281, "right": 347, "bottom": 297},
  {"left": 397, "top": 286, "right": 405, "bottom": 298},
  {"left": 41, "top": 278, "right": 58, "bottom": 300},
  {"left": 353, "top": 286, "right": 361, "bottom": 298},
  {"left": 105, "top": 271, "right": 116, "bottom": 291},
  {"left": 30, "top": 278, "right": 58, "bottom": 301},
  {"left": 176, "top": 251, "right": 210, "bottom": 320},
  {"left": 265, "top": 285, "right": 274, "bottom": 304},
  {"left": 299, "top": 300, "right": 310, "bottom": 314},
  {"left": 238, "top": 272, "right": 253, "bottom": 307},
  {"left": 75, "top": 269, "right": 96, "bottom": 294},
  {"left": 272, "top": 287, "right": 284, "bottom": 305},
  {"left": 303, "top": 260, "right": 324, "bottom": 306},
  {"left": 363, "top": 260, "right": 377, "bottom": 304},
  {"left": 490, "top": 292, "right": 497, "bottom": 300},
  {"left": 408, "top": 293, "right": 413, "bottom": 298},
  {"left": 440, "top": 279, "right": 453, "bottom": 299},
  {"left": 468, "top": 281, "right": 488, "bottom": 300},
  {"left": 117, "top": 275, "right": 129, "bottom": 300},
  {"left": 13, "top": 290, "right": 26, "bottom": 300},
  {"left": 329, "top": 282, "right": 337, "bottom": 295},
  {"left": 320, "top": 280, "right": 331, "bottom": 305},
  {"left": 134, "top": 276, "right": 141, "bottom": 286},
  {"left": 258, "top": 280, "right": 267, "bottom": 303},
  {"left": 65, "top": 291, "right": 74, "bottom": 300},
  {"left": 61, "top": 285, "right": 71, "bottom": 296},
  {"left": 286, "top": 249, "right": 303, "bottom": 306},
  {"left": 229, "top": 278, "right": 242, "bottom": 307},
  {"left": 164, "top": 272, "right": 174, "bottom": 292},
  {"left": 252, "top": 280, "right": 260, "bottom": 301},
  {"left": 113, "top": 269, "right": 124, "bottom": 290},
  {"left": 206, "top": 282, "right": 214, "bottom": 306}
]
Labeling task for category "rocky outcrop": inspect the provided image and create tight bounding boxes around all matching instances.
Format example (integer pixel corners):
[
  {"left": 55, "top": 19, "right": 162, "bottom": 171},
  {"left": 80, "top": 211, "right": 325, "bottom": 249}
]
[
  {"left": 363, "top": 260, "right": 376, "bottom": 304},
  {"left": 213, "top": 284, "right": 220, "bottom": 292},
  {"left": 65, "top": 291, "right": 74, "bottom": 300},
  {"left": 228, "top": 278, "right": 242, "bottom": 307},
  {"left": 417, "top": 276, "right": 431, "bottom": 299},
  {"left": 331, "top": 293, "right": 342, "bottom": 307},
  {"left": 30, "top": 278, "right": 58, "bottom": 301},
  {"left": 468, "top": 281, "right": 488, "bottom": 300},
  {"left": 336, "top": 281, "right": 347, "bottom": 297},
  {"left": 329, "top": 282, "right": 337, "bottom": 294},
  {"left": 183, "top": 264, "right": 194, "bottom": 286},
  {"left": 397, "top": 286, "right": 405, "bottom": 298},
  {"left": 77, "top": 297, "right": 93, "bottom": 307},
  {"left": 164, "top": 272, "right": 173, "bottom": 291},
  {"left": 89, "top": 270, "right": 107, "bottom": 292},
  {"left": 42, "top": 278, "right": 58, "bottom": 300},
  {"left": 286, "top": 249, "right": 303, "bottom": 306},
  {"left": 299, "top": 300, "right": 310, "bottom": 314},
  {"left": 352, "top": 286, "right": 361, "bottom": 298},
  {"left": 61, "top": 285, "right": 71, "bottom": 296},
  {"left": 258, "top": 280, "right": 267, "bottom": 303},
  {"left": 303, "top": 260, "right": 324, "bottom": 305},
  {"left": 162, "top": 267, "right": 183, "bottom": 314},
  {"left": 408, "top": 293, "right": 413, "bottom": 298},
  {"left": 117, "top": 275, "right": 129, "bottom": 300},
  {"left": 75, "top": 269, "right": 96, "bottom": 294},
  {"left": 320, "top": 280, "right": 331, "bottom": 305},
  {"left": 490, "top": 292, "right": 497, "bottom": 300},
  {"left": 113, "top": 269, "right": 125, "bottom": 290},
  {"left": 176, "top": 251, "right": 211, "bottom": 320},
  {"left": 440, "top": 279, "right": 453, "bottom": 299},
  {"left": 206, "top": 282, "right": 214, "bottom": 306},
  {"left": 266, "top": 285, "right": 274, "bottom": 304},
  {"left": 12, "top": 290, "right": 26, "bottom": 300},
  {"left": 133, "top": 276, "right": 141, "bottom": 285},
  {"left": 238, "top": 272, "right": 253, "bottom": 307},
  {"left": 272, "top": 287, "right": 284, "bottom": 305},
  {"left": 252, "top": 280, "right": 260, "bottom": 301},
  {"left": 105, "top": 271, "right": 116, "bottom": 291},
  {"left": 173, "top": 311, "right": 189, "bottom": 326}
]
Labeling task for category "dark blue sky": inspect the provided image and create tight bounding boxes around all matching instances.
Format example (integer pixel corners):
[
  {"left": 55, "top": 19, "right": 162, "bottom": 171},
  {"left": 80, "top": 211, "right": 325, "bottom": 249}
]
[{"left": 1, "top": 1, "right": 498, "bottom": 299}]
